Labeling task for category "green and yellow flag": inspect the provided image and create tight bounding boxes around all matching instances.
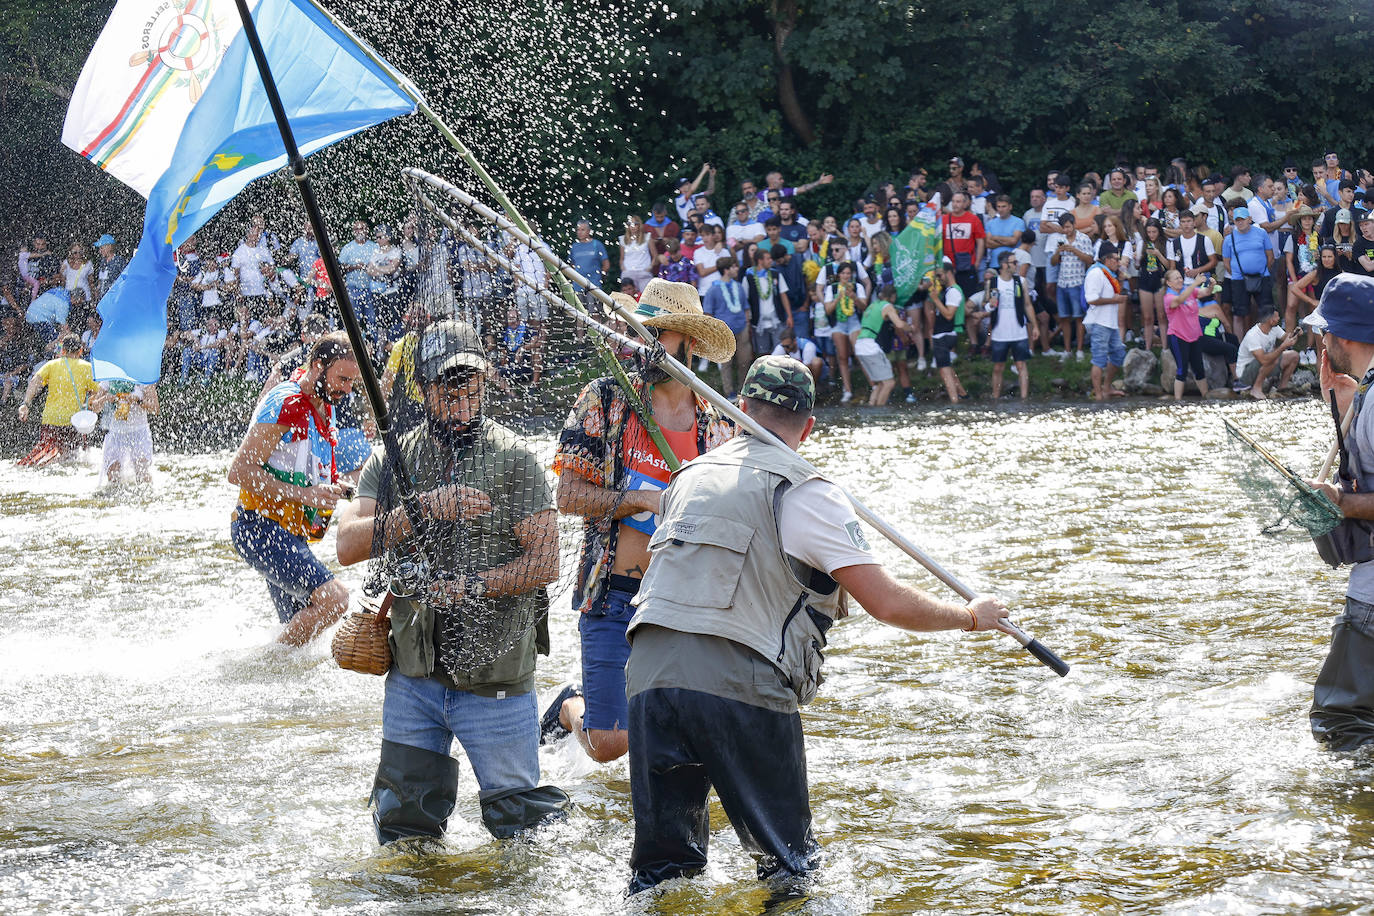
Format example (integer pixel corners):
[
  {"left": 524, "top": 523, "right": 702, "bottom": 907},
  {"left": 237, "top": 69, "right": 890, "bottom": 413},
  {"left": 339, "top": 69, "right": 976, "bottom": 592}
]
[{"left": 892, "top": 214, "right": 939, "bottom": 306}]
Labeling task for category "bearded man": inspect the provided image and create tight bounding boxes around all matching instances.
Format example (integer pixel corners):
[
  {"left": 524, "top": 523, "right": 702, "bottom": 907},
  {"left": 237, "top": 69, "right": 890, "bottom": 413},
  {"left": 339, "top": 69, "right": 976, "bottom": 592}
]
[{"left": 228, "top": 331, "right": 360, "bottom": 645}]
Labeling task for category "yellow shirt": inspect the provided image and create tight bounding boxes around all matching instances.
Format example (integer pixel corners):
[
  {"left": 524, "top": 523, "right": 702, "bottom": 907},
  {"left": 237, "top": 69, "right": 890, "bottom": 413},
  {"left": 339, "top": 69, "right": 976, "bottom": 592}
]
[
  {"left": 36, "top": 358, "right": 98, "bottom": 426},
  {"left": 384, "top": 333, "right": 423, "bottom": 405}
]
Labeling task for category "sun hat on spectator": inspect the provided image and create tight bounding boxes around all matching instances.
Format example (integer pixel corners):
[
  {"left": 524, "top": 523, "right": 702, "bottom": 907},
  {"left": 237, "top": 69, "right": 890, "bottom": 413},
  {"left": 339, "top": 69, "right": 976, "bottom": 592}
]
[
  {"left": 1302, "top": 274, "right": 1374, "bottom": 343},
  {"left": 631, "top": 278, "right": 735, "bottom": 362},
  {"left": 1288, "top": 205, "right": 1319, "bottom": 226},
  {"left": 95, "top": 234, "right": 115, "bottom": 248}
]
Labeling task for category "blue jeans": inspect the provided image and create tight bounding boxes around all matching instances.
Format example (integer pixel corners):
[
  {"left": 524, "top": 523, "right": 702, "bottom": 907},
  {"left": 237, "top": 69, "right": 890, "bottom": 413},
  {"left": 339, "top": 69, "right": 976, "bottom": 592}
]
[
  {"left": 180, "top": 348, "right": 220, "bottom": 384},
  {"left": 345, "top": 285, "right": 377, "bottom": 350},
  {"left": 230, "top": 509, "right": 333, "bottom": 622},
  {"left": 1087, "top": 323, "right": 1126, "bottom": 368},
  {"left": 579, "top": 585, "right": 636, "bottom": 731},
  {"left": 382, "top": 670, "right": 540, "bottom": 795},
  {"left": 1056, "top": 284, "right": 1085, "bottom": 319}
]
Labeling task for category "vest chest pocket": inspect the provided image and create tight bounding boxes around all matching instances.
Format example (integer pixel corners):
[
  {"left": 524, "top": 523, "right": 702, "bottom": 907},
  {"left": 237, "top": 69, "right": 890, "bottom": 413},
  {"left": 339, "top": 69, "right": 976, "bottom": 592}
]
[{"left": 645, "top": 514, "right": 754, "bottom": 608}]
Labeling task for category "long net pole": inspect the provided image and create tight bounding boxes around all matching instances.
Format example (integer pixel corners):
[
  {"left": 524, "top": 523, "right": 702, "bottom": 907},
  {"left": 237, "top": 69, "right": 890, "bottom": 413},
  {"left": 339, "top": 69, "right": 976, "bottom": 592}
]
[
  {"left": 294, "top": 0, "right": 681, "bottom": 470},
  {"left": 407, "top": 169, "right": 1069, "bottom": 676},
  {"left": 231, "top": 0, "right": 434, "bottom": 579}
]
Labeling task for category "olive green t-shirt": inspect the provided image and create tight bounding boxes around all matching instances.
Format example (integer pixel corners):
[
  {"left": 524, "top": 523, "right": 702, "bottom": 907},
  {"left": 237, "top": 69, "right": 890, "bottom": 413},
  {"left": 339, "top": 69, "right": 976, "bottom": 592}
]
[
  {"left": 357, "top": 419, "right": 554, "bottom": 694},
  {"left": 1099, "top": 189, "right": 1138, "bottom": 212}
]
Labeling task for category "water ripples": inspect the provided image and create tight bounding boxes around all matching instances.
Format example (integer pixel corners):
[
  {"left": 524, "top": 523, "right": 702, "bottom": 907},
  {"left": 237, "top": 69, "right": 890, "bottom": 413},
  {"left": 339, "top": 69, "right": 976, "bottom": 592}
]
[{"left": 1, "top": 399, "right": 1370, "bottom": 914}]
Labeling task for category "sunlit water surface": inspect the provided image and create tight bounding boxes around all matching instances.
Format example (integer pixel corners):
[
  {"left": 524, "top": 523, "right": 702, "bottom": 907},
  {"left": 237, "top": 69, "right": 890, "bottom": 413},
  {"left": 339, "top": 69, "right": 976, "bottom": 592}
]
[{"left": 2, "top": 399, "right": 1368, "bottom": 915}]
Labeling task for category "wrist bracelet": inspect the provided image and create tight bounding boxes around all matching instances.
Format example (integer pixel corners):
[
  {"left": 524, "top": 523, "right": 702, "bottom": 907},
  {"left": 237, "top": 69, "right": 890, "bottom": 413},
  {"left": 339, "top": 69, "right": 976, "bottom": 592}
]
[{"left": 964, "top": 607, "right": 977, "bottom": 632}]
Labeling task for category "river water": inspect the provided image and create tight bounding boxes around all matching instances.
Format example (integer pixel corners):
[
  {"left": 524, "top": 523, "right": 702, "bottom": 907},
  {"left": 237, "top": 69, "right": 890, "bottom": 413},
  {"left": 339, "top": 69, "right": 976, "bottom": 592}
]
[{"left": 2, "top": 398, "right": 1367, "bottom": 915}]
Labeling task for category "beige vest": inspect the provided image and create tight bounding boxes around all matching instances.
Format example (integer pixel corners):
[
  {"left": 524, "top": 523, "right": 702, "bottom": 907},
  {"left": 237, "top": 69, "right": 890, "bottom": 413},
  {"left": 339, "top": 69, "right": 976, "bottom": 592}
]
[{"left": 629, "top": 434, "right": 845, "bottom": 704}]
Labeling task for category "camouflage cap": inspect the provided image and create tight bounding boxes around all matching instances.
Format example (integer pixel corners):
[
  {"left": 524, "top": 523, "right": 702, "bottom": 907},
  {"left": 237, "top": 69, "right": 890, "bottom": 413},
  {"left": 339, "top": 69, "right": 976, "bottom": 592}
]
[{"left": 739, "top": 355, "right": 815, "bottom": 412}]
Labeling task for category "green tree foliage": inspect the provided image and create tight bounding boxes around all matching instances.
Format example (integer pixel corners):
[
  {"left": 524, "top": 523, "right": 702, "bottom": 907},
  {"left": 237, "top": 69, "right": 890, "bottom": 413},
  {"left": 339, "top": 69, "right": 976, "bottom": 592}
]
[
  {"left": 5, "top": 0, "right": 1374, "bottom": 256},
  {"left": 637, "top": 0, "right": 1374, "bottom": 208}
]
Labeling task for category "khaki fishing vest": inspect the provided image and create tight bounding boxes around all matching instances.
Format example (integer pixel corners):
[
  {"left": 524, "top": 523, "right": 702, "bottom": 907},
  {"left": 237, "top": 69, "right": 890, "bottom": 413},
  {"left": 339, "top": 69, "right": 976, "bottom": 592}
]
[{"left": 630, "top": 434, "right": 845, "bottom": 704}]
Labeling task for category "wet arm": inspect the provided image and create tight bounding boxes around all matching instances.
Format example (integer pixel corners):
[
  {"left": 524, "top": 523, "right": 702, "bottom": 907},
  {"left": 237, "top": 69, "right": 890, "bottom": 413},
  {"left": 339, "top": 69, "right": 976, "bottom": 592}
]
[
  {"left": 227, "top": 422, "right": 335, "bottom": 509},
  {"left": 478, "top": 509, "right": 560, "bottom": 595},
  {"left": 556, "top": 470, "right": 660, "bottom": 521},
  {"left": 832, "top": 563, "right": 1008, "bottom": 633}
]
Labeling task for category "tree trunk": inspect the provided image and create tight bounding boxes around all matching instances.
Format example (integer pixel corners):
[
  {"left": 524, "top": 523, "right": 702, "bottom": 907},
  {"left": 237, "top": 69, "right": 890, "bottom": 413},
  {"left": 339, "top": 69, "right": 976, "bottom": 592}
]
[{"left": 770, "top": 0, "right": 815, "bottom": 146}]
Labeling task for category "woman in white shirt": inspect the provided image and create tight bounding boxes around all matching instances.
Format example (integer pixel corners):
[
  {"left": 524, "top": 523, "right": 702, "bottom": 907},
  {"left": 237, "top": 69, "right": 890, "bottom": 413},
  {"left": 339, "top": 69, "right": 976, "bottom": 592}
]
[
  {"left": 619, "top": 215, "right": 658, "bottom": 292},
  {"left": 62, "top": 243, "right": 93, "bottom": 299}
]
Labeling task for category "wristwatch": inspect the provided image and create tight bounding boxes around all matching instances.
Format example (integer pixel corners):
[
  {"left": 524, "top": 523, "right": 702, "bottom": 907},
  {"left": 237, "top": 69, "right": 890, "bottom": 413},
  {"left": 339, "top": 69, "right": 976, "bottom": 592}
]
[{"left": 464, "top": 572, "right": 487, "bottom": 600}]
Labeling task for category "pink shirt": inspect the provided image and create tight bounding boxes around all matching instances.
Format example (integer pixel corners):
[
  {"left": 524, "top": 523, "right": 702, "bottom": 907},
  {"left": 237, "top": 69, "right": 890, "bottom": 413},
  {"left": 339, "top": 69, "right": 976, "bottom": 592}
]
[{"left": 1164, "top": 287, "right": 1202, "bottom": 342}]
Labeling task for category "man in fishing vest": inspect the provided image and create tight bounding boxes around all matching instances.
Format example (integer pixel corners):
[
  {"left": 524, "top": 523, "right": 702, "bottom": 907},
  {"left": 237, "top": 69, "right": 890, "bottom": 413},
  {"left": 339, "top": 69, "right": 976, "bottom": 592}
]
[
  {"left": 622, "top": 355, "right": 1015, "bottom": 893},
  {"left": 227, "top": 331, "right": 359, "bottom": 645},
  {"left": 545, "top": 278, "right": 736, "bottom": 766},
  {"left": 335, "top": 319, "right": 569, "bottom": 842},
  {"left": 1307, "top": 275, "right": 1374, "bottom": 750}
]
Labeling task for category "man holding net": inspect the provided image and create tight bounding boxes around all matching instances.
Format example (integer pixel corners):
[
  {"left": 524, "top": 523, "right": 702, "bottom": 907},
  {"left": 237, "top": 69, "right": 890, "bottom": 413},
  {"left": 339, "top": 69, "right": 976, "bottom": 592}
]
[
  {"left": 622, "top": 356, "right": 1014, "bottom": 893},
  {"left": 542, "top": 278, "right": 737, "bottom": 765},
  {"left": 1304, "top": 275, "right": 1374, "bottom": 750},
  {"left": 335, "top": 319, "right": 569, "bottom": 843}
]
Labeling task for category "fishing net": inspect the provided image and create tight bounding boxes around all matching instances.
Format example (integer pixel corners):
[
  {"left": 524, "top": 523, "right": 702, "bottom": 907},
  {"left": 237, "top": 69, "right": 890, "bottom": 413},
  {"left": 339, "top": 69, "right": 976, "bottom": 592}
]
[
  {"left": 357, "top": 176, "right": 633, "bottom": 677},
  {"left": 1222, "top": 418, "right": 1342, "bottom": 538}
]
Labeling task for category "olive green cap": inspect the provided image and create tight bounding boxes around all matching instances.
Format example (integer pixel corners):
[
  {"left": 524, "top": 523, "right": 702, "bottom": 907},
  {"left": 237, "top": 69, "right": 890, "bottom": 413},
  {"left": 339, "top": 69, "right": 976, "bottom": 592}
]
[{"left": 739, "top": 355, "right": 815, "bottom": 412}]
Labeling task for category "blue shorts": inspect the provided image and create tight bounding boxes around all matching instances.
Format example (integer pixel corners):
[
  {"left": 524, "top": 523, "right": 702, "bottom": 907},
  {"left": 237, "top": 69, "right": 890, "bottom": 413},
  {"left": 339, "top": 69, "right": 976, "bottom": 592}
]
[
  {"left": 1056, "top": 285, "right": 1085, "bottom": 319},
  {"left": 336, "top": 427, "right": 371, "bottom": 473},
  {"left": 1045, "top": 261, "right": 1060, "bottom": 285},
  {"left": 990, "top": 338, "right": 1031, "bottom": 364},
  {"left": 230, "top": 509, "right": 334, "bottom": 623},
  {"left": 578, "top": 580, "right": 637, "bottom": 732},
  {"left": 1088, "top": 324, "right": 1126, "bottom": 368},
  {"left": 813, "top": 334, "right": 835, "bottom": 358}
]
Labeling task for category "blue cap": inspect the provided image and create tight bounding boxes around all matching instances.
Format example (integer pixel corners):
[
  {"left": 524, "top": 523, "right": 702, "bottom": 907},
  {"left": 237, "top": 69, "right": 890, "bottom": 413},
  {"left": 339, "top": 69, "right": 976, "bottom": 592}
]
[
  {"left": 1303, "top": 274, "right": 1374, "bottom": 343},
  {"left": 95, "top": 234, "right": 115, "bottom": 247}
]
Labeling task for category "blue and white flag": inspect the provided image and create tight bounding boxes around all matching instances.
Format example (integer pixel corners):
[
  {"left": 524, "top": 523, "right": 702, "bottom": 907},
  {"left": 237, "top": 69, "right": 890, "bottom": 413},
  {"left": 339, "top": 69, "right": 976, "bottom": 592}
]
[{"left": 63, "top": 0, "right": 421, "bottom": 382}]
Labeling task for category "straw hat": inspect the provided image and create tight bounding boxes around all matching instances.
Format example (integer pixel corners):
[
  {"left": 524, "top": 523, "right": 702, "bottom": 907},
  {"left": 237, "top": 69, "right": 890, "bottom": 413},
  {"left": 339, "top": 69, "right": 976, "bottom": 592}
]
[
  {"left": 631, "top": 278, "right": 736, "bottom": 363},
  {"left": 608, "top": 291, "right": 639, "bottom": 314},
  {"left": 1288, "top": 205, "right": 1319, "bottom": 226}
]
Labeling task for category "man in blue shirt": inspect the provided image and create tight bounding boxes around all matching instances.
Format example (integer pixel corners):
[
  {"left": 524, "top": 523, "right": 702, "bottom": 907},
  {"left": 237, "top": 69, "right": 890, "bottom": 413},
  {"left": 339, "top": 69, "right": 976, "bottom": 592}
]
[
  {"left": 1221, "top": 201, "right": 1274, "bottom": 338},
  {"left": 701, "top": 257, "right": 751, "bottom": 397},
  {"left": 983, "top": 195, "right": 1025, "bottom": 270},
  {"left": 337, "top": 220, "right": 378, "bottom": 347},
  {"left": 569, "top": 219, "right": 611, "bottom": 321}
]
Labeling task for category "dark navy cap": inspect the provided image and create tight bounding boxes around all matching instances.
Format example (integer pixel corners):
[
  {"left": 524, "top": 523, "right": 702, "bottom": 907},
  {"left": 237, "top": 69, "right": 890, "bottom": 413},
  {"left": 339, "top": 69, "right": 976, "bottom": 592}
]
[{"left": 1303, "top": 274, "right": 1374, "bottom": 343}]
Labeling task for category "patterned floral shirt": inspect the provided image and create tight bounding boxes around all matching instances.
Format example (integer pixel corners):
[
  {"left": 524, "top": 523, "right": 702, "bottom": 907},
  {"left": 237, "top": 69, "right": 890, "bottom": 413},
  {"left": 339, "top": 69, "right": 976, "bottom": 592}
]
[
  {"left": 657, "top": 257, "right": 699, "bottom": 286},
  {"left": 552, "top": 373, "right": 734, "bottom": 614}
]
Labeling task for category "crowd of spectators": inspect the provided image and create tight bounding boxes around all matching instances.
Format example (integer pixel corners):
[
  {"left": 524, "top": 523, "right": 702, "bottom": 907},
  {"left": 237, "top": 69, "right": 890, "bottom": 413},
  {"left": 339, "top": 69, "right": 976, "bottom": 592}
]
[
  {"left": 613, "top": 154, "right": 1357, "bottom": 402},
  {"left": 3, "top": 150, "right": 1357, "bottom": 411}
]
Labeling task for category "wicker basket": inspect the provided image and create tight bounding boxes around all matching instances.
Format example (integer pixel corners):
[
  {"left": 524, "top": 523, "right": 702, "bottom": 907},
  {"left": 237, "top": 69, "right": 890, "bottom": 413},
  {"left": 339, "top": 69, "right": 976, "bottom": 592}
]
[{"left": 332, "top": 593, "right": 393, "bottom": 675}]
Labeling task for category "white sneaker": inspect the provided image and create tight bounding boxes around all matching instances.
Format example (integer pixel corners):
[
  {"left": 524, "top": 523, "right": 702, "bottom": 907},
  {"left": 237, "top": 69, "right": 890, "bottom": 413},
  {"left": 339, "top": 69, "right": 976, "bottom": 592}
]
[
  {"left": 1075, "top": 349, "right": 1085, "bottom": 361},
  {"left": 1301, "top": 348, "right": 1317, "bottom": 366},
  {"left": 1010, "top": 364, "right": 1020, "bottom": 376},
  {"left": 1125, "top": 330, "right": 1137, "bottom": 344},
  {"left": 916, "top": 356, "right": 928, "bottom": 371},
  {"left": 1043, "top": 347, "right": 1060, "bottom": 357},
  {"left": 840, "top": 390, "right": 853, "bottom": 403},
  {"left": 949, "top": 352, "right": 958, "bottom": 364}
]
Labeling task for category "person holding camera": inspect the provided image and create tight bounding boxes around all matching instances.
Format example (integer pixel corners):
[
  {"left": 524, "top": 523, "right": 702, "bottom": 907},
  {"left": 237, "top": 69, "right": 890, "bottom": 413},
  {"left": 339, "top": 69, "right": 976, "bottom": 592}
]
[{"left": 1049, "top": 212, "right": 1095, "bottom": 361}]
